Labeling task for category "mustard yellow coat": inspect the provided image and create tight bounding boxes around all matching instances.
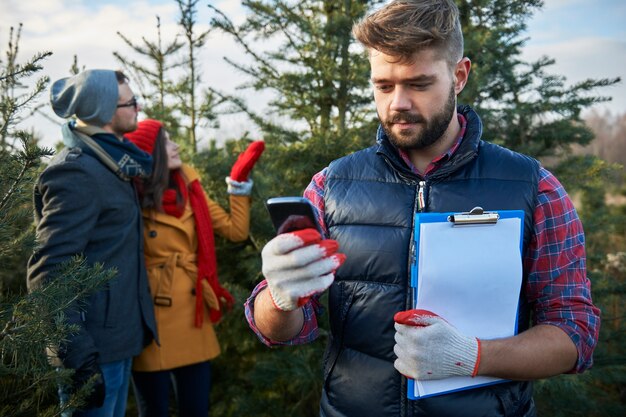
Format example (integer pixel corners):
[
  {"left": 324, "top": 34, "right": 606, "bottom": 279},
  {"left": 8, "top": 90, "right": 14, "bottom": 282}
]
[{"left": 133, "top": 164, "right": 250, "bottom": 372}]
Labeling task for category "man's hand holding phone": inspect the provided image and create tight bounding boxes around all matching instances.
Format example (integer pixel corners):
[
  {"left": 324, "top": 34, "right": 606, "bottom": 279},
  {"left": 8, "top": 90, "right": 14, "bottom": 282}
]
[{"left": 262, "top": 198, "right": 345, "bottom": 311}]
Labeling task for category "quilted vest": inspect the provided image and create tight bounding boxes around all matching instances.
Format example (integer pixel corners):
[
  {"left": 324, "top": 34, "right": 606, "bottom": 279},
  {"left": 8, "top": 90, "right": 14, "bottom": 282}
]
[{"left": 320, "top": 106, "right": 539, "bottom": 417}]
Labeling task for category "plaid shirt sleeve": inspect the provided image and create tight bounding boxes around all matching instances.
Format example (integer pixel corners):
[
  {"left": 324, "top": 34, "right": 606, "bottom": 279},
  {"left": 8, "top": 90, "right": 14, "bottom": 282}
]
[
  {"left": 524, "top": 167, "right": 601, "bottom": 373},
  {"left": 243, "top": 168, "right": 329, "bottom": 347},
  {"left": 304, "top": 168, "right": 329, "bottom": 236},
  {"left": 244, "top": 280, "right": 322, "bottom": 347}
]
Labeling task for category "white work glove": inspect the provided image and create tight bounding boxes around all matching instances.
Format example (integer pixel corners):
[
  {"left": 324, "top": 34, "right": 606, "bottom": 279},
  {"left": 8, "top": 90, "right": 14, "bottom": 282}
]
[
  {"left": 261, "top": 228, "right": 345, "bottom": 311},
  {"left": 226, "top": 176, "right": 253, "bottom": 196},
  {"left": 393, "top": 309, "right": 480, "bottom": 380}
]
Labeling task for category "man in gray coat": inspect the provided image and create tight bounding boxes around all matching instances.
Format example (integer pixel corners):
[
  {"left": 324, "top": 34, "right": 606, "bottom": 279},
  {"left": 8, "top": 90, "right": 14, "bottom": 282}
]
[{"left": 27, "top": 69, "right": 157, "bottom": 417}]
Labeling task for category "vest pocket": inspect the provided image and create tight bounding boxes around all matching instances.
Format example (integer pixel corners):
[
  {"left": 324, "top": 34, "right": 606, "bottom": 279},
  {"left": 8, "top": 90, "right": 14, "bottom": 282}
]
[{"left": 323, "top": 281, "right": 357, "bottom": 389}]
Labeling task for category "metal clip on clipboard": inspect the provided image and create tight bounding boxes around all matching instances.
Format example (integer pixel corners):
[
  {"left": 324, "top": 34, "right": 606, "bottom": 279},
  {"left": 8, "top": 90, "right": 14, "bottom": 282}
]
[{"left": 447, "top": 207, "right": 499, "bottom": 225}]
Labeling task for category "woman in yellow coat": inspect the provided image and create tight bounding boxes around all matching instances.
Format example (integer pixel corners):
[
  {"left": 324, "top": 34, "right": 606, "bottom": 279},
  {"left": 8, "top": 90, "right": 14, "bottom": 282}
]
[{"left": 126, "top": 119, "right": 262, "bottom": 417}]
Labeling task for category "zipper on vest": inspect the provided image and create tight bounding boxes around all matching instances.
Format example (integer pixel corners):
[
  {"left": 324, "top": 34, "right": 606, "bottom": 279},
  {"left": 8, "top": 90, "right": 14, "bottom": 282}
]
[
  {"left": 417, "top": 181, "right": 426, "bottom": 211},
  {"left": 410, "top": 243, "right": 417, "bottom": 272}
]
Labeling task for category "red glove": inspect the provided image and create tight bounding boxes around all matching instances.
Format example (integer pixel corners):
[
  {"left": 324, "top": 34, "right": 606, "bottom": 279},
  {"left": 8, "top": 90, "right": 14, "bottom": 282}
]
[{"left": 230, "top": 141, "right": 265, "bottom": 182}]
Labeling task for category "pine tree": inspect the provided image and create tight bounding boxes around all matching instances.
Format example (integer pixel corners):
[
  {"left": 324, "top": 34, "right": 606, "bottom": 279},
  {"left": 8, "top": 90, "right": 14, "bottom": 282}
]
[
  {"left": 0, "top": 23, "right": 52, "bottom": 296},
  {"left": 114, "top": 15, "right": 185, "bottom": 131},
  {"left": 458, "top": 0, "right": 620, "bottom": 158},
  {"left": 208, "top": 0, "right": 381, "bottom": 195},
  {"left": 0, "top": 24, "right": 51, "bottom": 154},
  {"left": 175, "top": 0, "right": 215, "bottom": 153},
  {"left": 115, "top": 0, "right": 220, "bottom": 156}
]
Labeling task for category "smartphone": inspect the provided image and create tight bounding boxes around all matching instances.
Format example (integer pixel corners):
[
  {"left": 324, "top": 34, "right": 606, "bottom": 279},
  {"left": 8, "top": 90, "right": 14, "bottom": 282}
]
[{"left": 265, "top": 196, "right": 323, "bottom": 235}]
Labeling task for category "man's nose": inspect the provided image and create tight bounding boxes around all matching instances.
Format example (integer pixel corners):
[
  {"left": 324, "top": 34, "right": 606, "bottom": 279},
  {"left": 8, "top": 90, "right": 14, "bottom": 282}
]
[{"left": 390, "top": 87, "right": 411, "bottom": 111}]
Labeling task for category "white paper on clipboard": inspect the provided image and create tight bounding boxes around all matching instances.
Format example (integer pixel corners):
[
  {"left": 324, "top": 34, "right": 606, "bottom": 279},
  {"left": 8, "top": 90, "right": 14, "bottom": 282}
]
[{"left": 408, "top": 210, "right": 524, "bottom": 399}]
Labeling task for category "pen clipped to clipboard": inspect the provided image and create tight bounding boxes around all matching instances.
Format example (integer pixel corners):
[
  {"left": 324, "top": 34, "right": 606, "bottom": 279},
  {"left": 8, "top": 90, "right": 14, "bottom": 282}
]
[{"left": 408, "top": 207, "right": 525, "bottom": 399}]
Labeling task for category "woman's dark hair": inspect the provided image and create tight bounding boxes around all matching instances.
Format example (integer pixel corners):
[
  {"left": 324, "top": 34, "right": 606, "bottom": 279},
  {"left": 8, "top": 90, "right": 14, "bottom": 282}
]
[{"left": 137, "top": 127, "right": 182, "bottom": 212}]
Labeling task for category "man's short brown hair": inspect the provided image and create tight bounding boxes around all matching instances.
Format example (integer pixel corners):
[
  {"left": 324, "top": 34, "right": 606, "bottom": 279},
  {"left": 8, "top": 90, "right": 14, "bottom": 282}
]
[{"left": 352, "top": 0, "right": 463, "bottom": 66}]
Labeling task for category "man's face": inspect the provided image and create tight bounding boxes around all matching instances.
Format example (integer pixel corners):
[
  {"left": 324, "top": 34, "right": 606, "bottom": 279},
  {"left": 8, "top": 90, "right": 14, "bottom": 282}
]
[
  {"left": 109, "top": 82, "right": 140, "bottom": 137},
  {"left": 371, "top": 48, "right": 458, "bottom": 151}
]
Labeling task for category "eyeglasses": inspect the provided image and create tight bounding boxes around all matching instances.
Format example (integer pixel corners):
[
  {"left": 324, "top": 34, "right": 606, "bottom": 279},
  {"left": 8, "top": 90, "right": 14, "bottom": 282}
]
[{"left": 116, "top": 97, "right": 139, "bottom": 110}]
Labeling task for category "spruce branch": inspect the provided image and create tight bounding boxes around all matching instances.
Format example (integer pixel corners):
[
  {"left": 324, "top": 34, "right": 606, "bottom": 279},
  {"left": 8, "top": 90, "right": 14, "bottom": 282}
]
[{"left": 0, "top": 137, "right": 52, "bottom": 212}]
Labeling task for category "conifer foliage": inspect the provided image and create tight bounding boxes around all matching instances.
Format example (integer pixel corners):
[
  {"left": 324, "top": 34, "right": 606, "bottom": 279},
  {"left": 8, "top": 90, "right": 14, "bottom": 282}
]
[
  {"left": 115, "top": 0, "right": 220, "bottom": 156},
  {"left": 208, "top": 0, "right": 382, "bottom": 195}
]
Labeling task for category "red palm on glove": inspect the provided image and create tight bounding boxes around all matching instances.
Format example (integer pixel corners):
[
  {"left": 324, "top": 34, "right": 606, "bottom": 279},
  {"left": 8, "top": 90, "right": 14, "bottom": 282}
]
[
  {"left": 394, "top": 309, "right": 440, "bottom": 326},
  {"left": 230, "top": 141, "right": 265, "bottom": 182}
]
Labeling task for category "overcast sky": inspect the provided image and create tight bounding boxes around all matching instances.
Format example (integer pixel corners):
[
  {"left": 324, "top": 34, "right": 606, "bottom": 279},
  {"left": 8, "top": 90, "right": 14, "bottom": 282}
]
[{"left": 1, "top": 0, "right": 625, "bottom": 148}]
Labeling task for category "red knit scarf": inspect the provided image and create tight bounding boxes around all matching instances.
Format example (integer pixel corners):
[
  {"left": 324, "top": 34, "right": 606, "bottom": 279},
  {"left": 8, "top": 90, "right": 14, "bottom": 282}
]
[{"left": 162, "top": 171, "right": 234, "bottom": 326}]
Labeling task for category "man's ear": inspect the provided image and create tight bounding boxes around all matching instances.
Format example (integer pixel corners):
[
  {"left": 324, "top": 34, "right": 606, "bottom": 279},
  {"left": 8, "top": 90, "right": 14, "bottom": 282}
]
[{"left": 453, "top": 57, "right": 471, "bottom": 94}]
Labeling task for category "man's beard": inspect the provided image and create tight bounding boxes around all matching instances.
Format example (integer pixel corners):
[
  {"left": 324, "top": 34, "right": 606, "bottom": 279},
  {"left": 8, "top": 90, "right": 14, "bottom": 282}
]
[
  {"left": 113, "top": 116, "right": 138, "bottom": 137},
  {"left": 380, "top": 84, "right": 457, "bottom": 151}
]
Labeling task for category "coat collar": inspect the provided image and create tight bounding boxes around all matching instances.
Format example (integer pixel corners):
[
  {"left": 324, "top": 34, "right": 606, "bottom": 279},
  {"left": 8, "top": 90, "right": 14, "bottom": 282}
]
[{"left": 143, "top": 164, "right": 198, "bottom": 229}]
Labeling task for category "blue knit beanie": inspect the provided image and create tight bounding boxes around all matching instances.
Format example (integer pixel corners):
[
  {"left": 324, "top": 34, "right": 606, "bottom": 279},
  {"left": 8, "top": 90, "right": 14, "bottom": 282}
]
[{"left": 50, "top": 69, "right": 118, "bottom": 127}]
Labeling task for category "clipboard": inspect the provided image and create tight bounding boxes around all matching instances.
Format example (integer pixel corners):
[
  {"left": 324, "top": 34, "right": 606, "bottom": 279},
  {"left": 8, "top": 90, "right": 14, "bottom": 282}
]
[{"left": 408, "top": 207, "right": 524, "bottom": 400}]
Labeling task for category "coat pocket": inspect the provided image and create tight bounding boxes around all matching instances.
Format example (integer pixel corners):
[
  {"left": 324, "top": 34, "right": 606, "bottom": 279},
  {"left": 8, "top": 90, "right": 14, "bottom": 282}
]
[{"left": 104, "top": 276, "right": 126, "bottom": 328}]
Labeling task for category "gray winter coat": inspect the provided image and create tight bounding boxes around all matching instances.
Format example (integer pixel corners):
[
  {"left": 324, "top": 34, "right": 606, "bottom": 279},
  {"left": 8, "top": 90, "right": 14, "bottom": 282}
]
[{"left": 27, "top": 146, "right": 157, "bottom": 370}]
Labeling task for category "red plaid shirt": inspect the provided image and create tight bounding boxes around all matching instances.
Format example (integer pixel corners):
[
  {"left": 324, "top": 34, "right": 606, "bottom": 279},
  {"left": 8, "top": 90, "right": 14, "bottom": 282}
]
[{"left": 245, "top": 116, "right": 600, "bottom": 373}]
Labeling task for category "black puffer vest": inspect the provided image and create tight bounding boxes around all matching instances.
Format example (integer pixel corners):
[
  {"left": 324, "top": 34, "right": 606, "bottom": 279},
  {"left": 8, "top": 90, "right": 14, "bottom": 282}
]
[{"left": 320, "top": 106, "right": 539, "bottom": 417}]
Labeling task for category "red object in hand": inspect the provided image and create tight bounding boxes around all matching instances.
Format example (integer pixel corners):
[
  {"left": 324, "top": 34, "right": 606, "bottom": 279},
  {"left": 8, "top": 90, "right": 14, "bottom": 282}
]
[
  {"left": 230, "top": 141, "right": 265, "bottom": 182},
  {"left": 394, "top": 309, "right": 440, "bottom": 327}
]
